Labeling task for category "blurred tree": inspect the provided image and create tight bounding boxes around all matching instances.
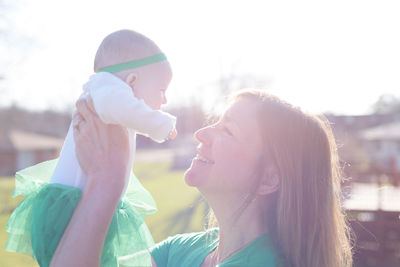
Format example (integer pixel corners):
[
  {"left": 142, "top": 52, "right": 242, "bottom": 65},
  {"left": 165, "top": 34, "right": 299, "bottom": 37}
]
[
  {"left": 0, "top": 0, "right": 33, "bottom": 107},
  {"left": 0, "top": 0, "right": 13, "bottom": 100},
  {"left": 372, "top": 94, "right": 400, "bottom": 114},
  {"left": 0, "top": 0, "right": 12, "bottom": 65},
  {"left": 0, "top": 105, "right": 70, "bottom": 137},
  {"left": 211, "top": 72, "right": 271, "bottom": 108},
  {"left": 0, "top": 0, "right": 5, "bottom": 72}
]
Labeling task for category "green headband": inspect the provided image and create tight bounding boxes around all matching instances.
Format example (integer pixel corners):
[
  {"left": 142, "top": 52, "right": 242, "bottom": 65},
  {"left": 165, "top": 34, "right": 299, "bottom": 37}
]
[{"left": 96, "top": 53, "right": 167, "bottom": 73}]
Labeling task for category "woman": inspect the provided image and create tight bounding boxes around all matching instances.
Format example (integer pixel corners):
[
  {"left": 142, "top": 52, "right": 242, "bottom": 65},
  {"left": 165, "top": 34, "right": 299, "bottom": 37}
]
[{"left": 50, "top": 89, "right": 353, "bottom": 267}]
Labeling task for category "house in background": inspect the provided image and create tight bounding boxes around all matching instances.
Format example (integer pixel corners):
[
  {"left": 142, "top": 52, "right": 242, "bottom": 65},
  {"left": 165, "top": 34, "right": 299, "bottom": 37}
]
[
  {"left": 358, "top": 121, "right": 400, "bottom": 186},
  {"left": 325, "top": 113, "right": 400, "bottom": 184},
  {"left": 359, "top": 121, "right": 400, "bottom": 169},
  {"left": 0, "top": 130, "right": 63, "bottom": 176}
]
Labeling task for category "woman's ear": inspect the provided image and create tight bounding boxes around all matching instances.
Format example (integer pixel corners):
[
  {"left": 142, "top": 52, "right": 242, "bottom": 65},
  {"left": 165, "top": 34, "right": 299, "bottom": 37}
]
[
  {"left": 257, "top": 165, "right": 280, "bottom": 196},
  {"left": 125, "top": 73, "right": 138, "bottom": 89}
]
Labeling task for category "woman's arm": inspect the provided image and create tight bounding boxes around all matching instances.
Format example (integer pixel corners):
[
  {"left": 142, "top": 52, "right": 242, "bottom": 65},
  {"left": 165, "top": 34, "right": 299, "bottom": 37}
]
[
  {"left": 50, "top": 97, "right": 129, "bottom": 267},
  {"left": 50, "top": 175, "right": 122, "bottom": 267}
]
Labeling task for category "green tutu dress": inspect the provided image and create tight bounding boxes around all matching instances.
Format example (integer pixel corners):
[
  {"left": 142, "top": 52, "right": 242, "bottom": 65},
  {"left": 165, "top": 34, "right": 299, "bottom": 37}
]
[{"left": 4, "top": 159, "right": 157, "bottom": 267}]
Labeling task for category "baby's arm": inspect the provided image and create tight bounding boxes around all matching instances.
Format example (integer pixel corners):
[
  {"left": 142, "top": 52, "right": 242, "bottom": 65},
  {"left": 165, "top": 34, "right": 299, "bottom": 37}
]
[{"left": 89, "top": 75, "right": 176, "bottom": 143}]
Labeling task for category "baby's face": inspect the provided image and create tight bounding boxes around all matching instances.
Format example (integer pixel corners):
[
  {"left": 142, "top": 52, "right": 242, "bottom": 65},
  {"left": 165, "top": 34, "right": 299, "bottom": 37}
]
[{"left": 132, "top": 61, "right": 172, "bottom": 110}]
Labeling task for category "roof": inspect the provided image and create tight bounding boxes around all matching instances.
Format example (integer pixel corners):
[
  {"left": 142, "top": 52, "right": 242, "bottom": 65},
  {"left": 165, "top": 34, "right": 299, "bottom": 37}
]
[
  {"left": 0, "top": 130, "right": 64, "bottom": 151},
  {"left": 344, "top": 183, "right": 400, "bottom": 212},
  {"left": 359, "top": 121, "right": 400, "bottom": 141}
]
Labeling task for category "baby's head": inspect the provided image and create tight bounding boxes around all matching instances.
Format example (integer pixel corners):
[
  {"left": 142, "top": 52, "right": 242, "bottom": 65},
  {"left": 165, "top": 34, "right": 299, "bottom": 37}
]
[{"left": 94, "top": 29, "right": 172, "bottom": 110}]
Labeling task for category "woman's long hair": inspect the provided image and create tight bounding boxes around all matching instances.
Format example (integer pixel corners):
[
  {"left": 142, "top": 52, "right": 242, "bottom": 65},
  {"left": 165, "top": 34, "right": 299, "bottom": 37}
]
[{"left": 208, "top": 89, "right": 353, "bottom": 267}]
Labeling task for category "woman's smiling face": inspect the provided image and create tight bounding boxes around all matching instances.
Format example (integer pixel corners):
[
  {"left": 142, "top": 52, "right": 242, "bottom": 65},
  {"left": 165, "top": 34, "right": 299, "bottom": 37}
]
[{"left": 184, "top": 98, "right": 264, "bottom": 195}]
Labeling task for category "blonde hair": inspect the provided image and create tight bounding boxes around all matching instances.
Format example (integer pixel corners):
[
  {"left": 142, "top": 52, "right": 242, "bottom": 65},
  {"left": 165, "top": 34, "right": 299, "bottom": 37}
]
[{"left": 207, "top": 89, "right": 353, "bottom": 267}]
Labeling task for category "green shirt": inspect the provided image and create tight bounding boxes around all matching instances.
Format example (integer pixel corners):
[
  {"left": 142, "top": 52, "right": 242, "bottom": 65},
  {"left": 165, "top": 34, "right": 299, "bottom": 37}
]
[{"left": 150, "top": 229, "right": 282, "bottom": 267}]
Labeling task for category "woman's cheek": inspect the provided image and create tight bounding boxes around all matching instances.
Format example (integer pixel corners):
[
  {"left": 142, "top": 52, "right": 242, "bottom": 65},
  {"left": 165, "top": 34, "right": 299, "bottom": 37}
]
[{"left": 214, "top": 139, "right": 253, "bottom": 185}]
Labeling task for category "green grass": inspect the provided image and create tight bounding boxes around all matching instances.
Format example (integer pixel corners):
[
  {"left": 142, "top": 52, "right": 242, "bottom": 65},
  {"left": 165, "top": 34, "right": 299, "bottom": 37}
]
[
  {"left": 137, "top": 163, "right": 206, "bottom": 242},
  {"left": 0, "top": 162, "right": 205, "bottom": 267},
  {"left": 0, "top": 178, "right": 39, "bottom": 267}
]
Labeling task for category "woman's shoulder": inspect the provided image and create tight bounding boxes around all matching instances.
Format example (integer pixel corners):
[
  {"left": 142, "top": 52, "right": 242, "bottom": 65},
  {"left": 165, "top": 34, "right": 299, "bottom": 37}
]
[{"left": 150, "top": 228, "right": 219, "bottom": 267}]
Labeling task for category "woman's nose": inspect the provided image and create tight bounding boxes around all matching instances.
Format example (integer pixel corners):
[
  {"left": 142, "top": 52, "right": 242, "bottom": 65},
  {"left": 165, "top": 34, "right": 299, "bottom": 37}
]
[
  {"left": 194, "top": 125, "right": 213, "bottom": 146},
  {"left": 162, "top": 95, "right": 167, "bottom": 105}
]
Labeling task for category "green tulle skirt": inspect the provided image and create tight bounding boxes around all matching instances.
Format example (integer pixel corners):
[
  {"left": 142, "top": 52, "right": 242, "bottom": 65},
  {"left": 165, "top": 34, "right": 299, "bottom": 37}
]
[{"left": 5, "top": 159, "right": 157, "bottom": 267}]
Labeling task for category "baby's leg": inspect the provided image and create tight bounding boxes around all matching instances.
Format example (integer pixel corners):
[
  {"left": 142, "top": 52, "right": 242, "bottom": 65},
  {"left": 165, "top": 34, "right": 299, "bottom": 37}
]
[{"left": 50, "top": 124, "right": 86, "bottom": 190}]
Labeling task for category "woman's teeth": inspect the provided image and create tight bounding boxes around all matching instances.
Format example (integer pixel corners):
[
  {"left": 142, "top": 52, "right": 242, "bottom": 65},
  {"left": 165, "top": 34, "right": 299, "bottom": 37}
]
[{"left": 196, "top": 155, "right": 214, "bottom": 164}]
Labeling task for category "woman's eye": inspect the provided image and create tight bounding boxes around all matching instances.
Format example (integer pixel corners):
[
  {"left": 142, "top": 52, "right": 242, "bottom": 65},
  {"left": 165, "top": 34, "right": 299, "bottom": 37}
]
[{"left": 223, "top": 127, "right": 233, "bottom": 136}]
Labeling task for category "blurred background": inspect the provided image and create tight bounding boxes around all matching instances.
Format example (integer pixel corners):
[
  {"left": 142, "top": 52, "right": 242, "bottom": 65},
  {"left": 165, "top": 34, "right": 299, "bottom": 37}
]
[{"left": 1, "top": 0, "right": 400, "bottom": 266}]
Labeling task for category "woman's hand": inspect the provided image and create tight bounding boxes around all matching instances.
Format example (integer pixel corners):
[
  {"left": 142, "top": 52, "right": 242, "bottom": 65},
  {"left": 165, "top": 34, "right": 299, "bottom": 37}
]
[{"left": 72, "top": 94, "right": 129, "bottom": 194}]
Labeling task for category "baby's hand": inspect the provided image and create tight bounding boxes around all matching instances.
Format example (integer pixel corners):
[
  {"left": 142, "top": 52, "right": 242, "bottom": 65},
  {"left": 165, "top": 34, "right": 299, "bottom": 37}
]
[{"left": 169, "top": 128, "right": 178, "bottom": 140}]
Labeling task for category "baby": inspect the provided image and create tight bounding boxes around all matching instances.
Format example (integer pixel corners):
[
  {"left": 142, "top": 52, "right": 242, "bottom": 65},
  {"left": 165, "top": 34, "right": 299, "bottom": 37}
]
[
  {"left": 51, "top": 29, "right": 177, "bottom": 196},
  {"left": 5, "top": 29, "right": 176, "bottom": 267}
]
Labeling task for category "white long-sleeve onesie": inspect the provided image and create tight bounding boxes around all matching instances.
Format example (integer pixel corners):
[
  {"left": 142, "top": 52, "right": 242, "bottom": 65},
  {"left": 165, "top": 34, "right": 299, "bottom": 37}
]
[{"left": 50, "top": 72, "right": 176, "bottom": 196}]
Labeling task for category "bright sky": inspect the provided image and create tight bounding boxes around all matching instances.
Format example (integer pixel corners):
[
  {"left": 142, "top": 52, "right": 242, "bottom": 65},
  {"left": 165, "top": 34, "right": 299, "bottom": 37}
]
[{"left": 1, "top": 0, "right": 400, "bottom": 115}]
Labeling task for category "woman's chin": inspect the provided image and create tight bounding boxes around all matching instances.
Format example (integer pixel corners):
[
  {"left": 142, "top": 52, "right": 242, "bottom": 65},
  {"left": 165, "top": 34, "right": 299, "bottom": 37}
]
[
  {"left": 184, "top": 166, "right": 207, "bottom": 187},
  {"left": 184, "top": 168, "right": 199, "bottom": 187},
  {"left": 184, "top": 156, "right": 214, "bottom": 187}
]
